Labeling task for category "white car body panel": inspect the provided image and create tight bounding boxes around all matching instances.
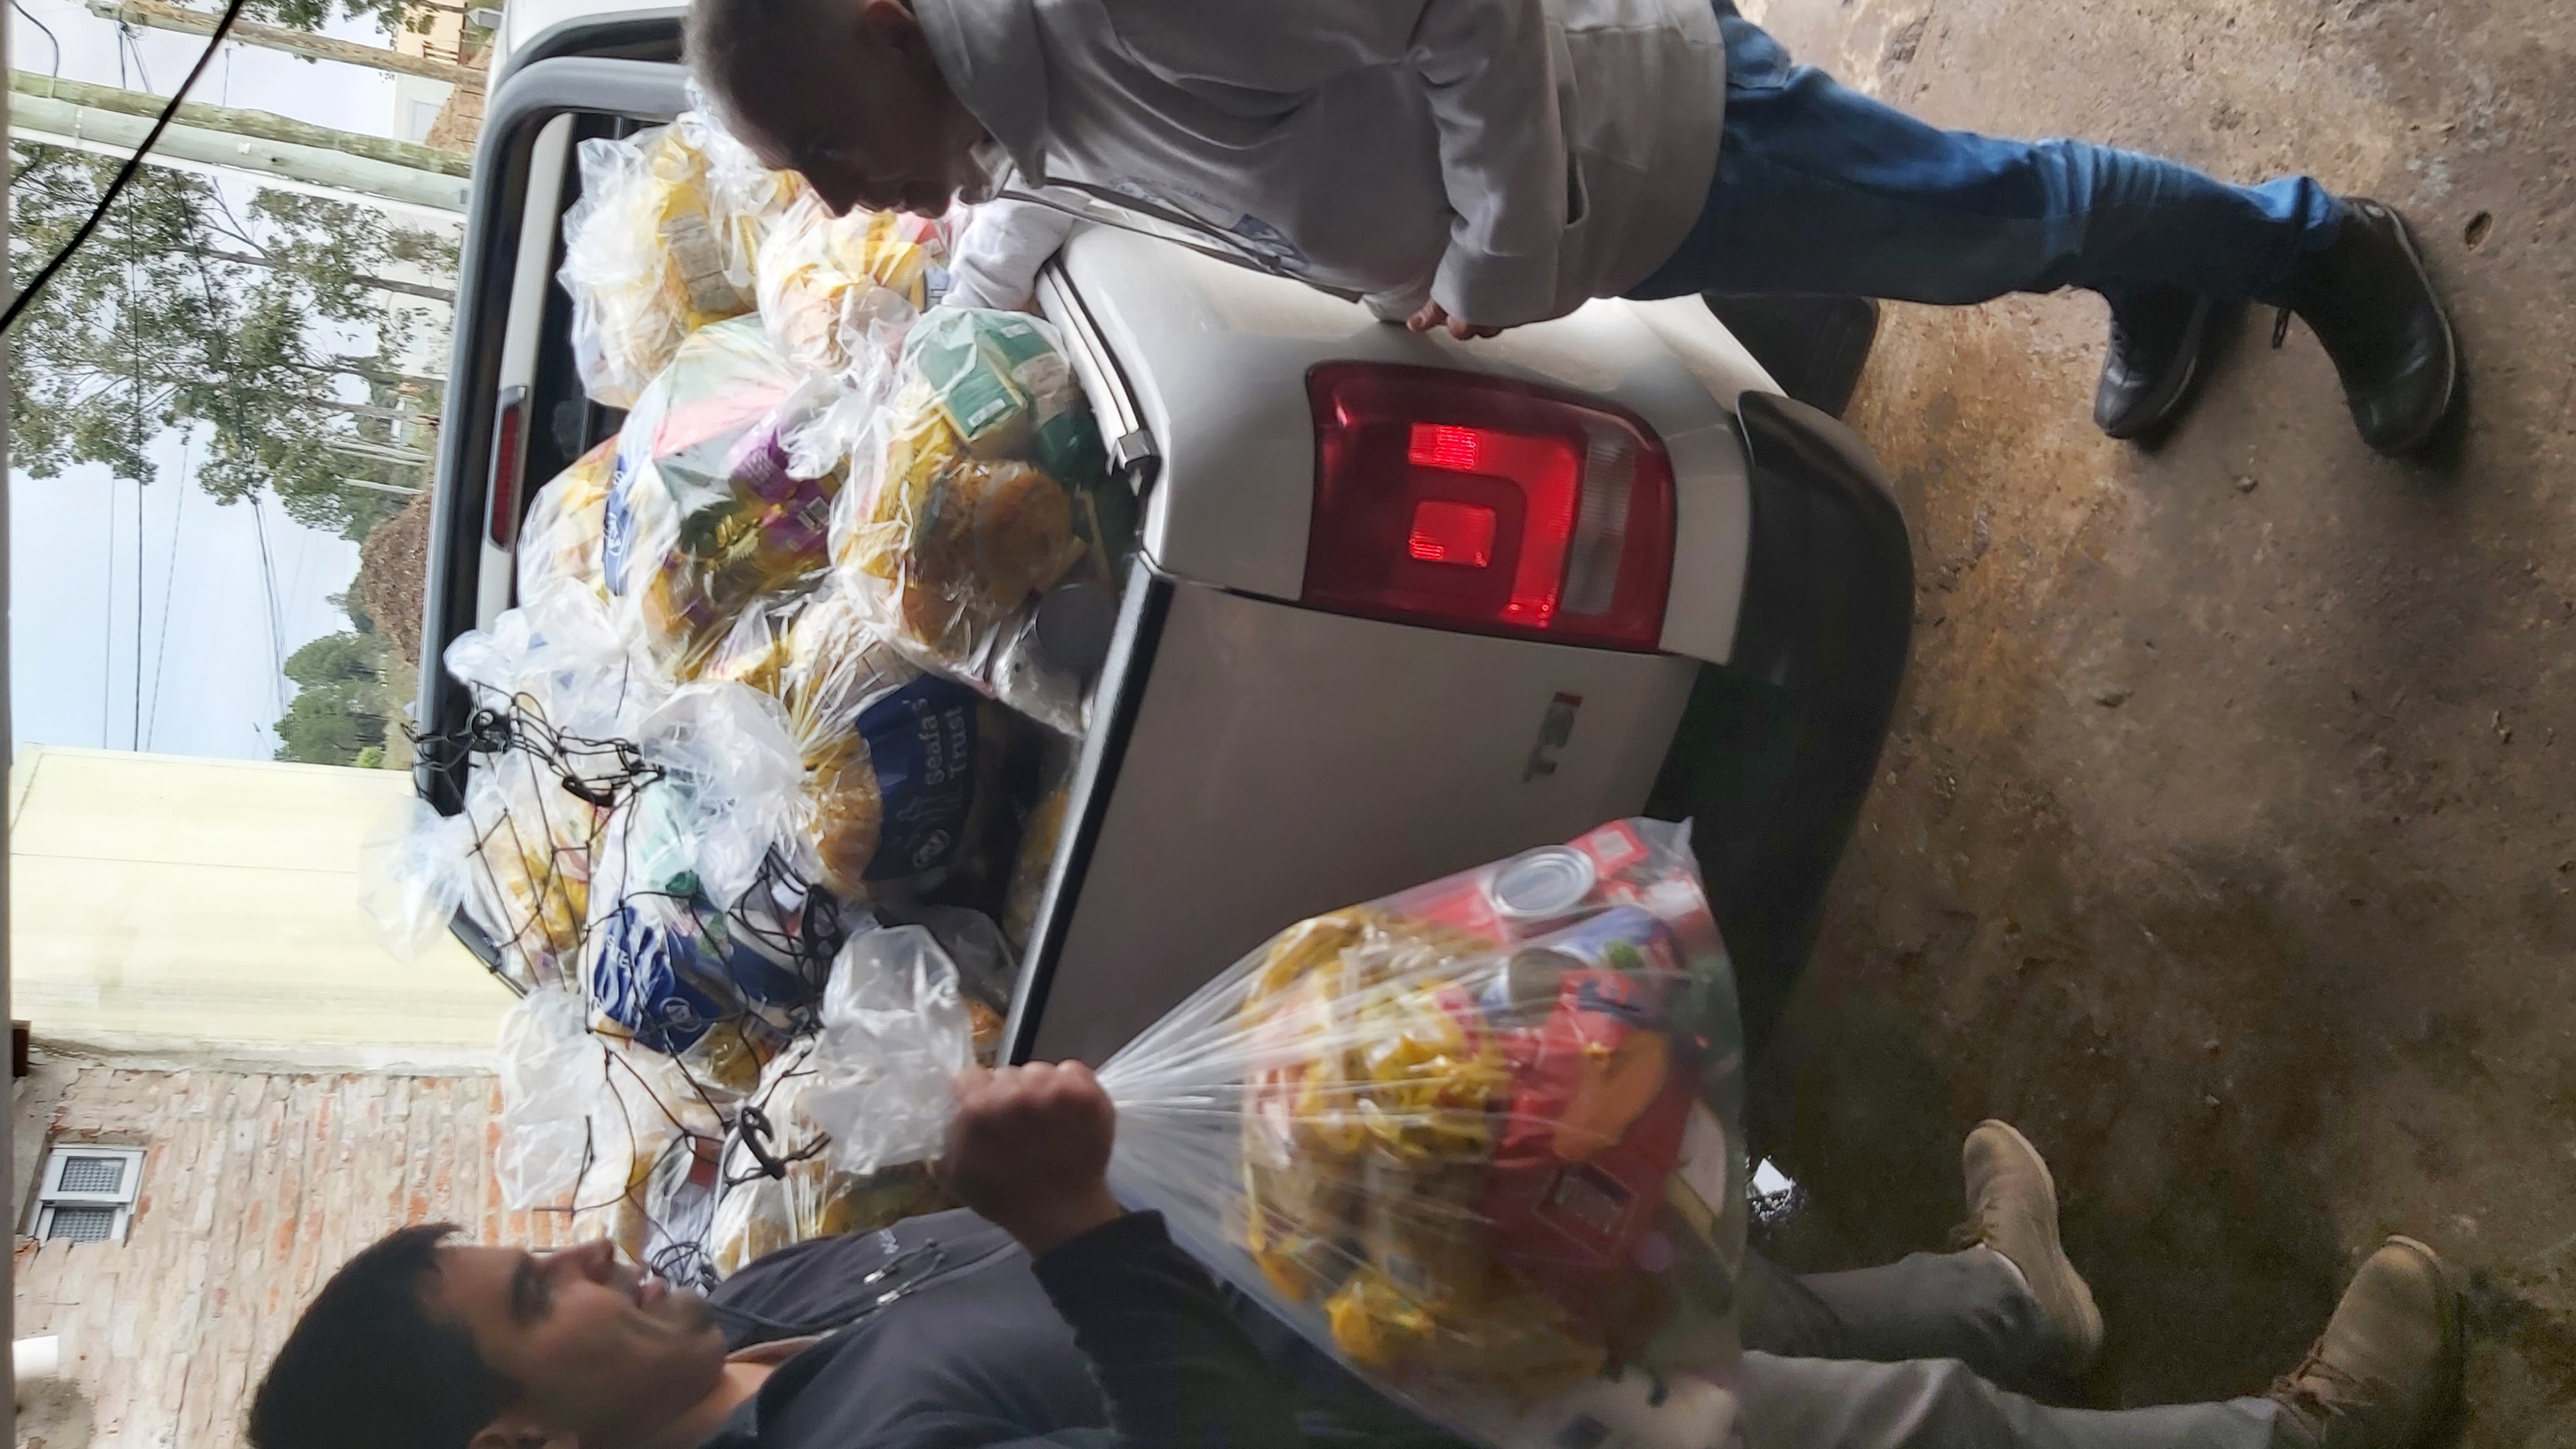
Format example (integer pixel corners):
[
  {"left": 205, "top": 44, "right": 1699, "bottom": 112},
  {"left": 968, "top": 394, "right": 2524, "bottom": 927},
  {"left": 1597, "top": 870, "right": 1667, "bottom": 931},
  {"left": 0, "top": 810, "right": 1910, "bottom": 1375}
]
[{"left": 1018, "top": 580, "right": 1699, "bottom": 1065}]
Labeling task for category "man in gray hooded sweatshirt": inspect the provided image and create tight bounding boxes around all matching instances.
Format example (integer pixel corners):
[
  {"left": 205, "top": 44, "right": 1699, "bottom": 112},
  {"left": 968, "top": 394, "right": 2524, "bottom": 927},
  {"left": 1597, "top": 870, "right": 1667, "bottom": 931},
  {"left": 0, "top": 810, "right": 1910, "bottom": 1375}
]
[{"left": 692, "top": 0, "right": 2458, "bottom": 457}]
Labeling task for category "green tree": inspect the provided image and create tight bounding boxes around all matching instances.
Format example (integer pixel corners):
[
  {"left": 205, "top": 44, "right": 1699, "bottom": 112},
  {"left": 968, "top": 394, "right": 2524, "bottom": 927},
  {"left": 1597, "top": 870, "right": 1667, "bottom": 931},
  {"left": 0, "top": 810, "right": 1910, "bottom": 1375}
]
[
  {"left": 273, "top": 629, "right": 393, "bottom": 765},
  {"left": 7, "top": 141, "right": 457, "bottom": 539}
]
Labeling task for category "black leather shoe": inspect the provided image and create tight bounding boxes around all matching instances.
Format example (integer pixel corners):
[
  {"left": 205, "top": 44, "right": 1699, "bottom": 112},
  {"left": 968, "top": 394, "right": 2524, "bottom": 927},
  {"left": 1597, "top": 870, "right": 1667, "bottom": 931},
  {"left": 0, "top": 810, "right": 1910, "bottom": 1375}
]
[
  {"left": 2275, "top": 198, "right": 2460, "bottom": 457},
  {"left": 2094, "top": 286, "right": 2216, "bottom": 440}
]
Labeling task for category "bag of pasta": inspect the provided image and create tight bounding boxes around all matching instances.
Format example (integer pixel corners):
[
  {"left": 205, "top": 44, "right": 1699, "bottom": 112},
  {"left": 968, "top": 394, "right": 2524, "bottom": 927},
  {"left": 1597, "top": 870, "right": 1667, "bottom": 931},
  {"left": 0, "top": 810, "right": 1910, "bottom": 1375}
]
[
  {"left": 604, "top": 316, "right": 845, "bottom": 681},
  {"left": 559, "top": 114, "right": 788, "bottom": 408},
  {"left": 832, "top": 309, "right": 1108, "bottom": 703},
  {"left": 1098, "top": 819, "right": 1750, "bottom": 1449},
  {"left": 755, "top": 192, "right": 954, "bottom": 379},
  {"left": 518, "top": 440, "right": 619, "bottom": 603}
]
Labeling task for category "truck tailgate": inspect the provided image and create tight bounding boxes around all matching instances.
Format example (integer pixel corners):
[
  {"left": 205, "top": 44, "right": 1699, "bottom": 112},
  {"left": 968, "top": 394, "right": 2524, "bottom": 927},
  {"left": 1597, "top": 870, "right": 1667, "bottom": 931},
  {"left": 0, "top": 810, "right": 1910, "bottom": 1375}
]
[{"left": 1007, "top": 576, "right": 1697, "bottom": 1065}]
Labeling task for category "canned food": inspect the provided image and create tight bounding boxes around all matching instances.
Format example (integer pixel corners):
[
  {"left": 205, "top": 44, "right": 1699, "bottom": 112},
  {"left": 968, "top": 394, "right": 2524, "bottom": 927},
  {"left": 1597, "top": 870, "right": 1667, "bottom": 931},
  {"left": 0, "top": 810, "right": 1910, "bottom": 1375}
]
[{"left": 1490, "top": 846, "right": 1598, "bottom": 938}]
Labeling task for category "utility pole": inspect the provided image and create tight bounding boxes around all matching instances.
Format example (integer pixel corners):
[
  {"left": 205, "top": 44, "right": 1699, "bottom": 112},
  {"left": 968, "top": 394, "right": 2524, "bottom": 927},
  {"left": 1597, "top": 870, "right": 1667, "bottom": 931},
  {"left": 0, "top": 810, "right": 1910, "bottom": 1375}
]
[
  {"left": 10, "top": 73, "right": 471, "bottom": 215},
  {"left": 84, "top": 0, "right": 484, "bottom": 89},
  {"left": 10, "top": 72, "right": 470, "bottom": 176}
]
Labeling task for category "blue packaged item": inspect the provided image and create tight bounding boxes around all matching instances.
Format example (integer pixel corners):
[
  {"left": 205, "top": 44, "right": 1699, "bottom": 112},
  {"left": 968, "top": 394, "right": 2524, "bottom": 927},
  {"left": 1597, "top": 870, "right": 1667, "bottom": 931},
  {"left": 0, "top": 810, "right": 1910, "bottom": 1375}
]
[{"left": 857, "top": 674, "right": 984, "bottom": 882}]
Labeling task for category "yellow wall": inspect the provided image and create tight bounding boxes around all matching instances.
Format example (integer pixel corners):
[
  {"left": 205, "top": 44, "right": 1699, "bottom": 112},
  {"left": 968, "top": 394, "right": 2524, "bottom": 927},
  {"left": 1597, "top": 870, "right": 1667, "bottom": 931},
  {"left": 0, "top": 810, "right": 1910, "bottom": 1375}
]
[{"left": 8, "top": 747, "right": 513, "bottom": 1057}]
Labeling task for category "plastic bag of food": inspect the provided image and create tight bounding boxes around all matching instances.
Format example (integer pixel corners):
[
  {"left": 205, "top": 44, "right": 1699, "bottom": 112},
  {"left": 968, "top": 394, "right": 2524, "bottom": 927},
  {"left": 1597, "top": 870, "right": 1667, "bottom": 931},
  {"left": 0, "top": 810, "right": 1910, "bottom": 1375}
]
[
  {"left": 518, "top": 440, "right": 619, "bottom": 604},
  {"left": 755, "top": 192, "right": 954, "bottom": 380},
  {"left": 1098, "top": 819, "right": 1749, "bottom": 1449},
  {"left": 559, "top": 114, "right": 799, "bottom": 408},
  {"left": 568, "top": 1031, "right": 735, "bottom": 1262},
  {"left": 494, "top": 986, "right": 608, "bottom": 1208},
  {"left": 770, "top": 583, "right": 1002, "bottom": 898},
  {"left": 1000, "top": 750, "right": 1073, "bottom": 950},
  {"left": 361, "top": 796, "right": 477, "bottom": 963},
  {"left": 797, "top": 922, "right": 979, "bottom": 1176},
  {"left": 604, "top": 317, "right": 847, "bottom": 680},
  {"left": 879, "top": 903, "right": 1015, "bottom": 1059},
  {"left": 457, "top": 751, "right": 606, "bottom": 991},
  {"left": 445, "top": 581, "right": 661, "bottom": 740},
  {"left": 707, "top": 1032, "right": 953, "bottom": 1278},
  {"left": 832, "top": 309, "right": 1107, "bottom": 697}
]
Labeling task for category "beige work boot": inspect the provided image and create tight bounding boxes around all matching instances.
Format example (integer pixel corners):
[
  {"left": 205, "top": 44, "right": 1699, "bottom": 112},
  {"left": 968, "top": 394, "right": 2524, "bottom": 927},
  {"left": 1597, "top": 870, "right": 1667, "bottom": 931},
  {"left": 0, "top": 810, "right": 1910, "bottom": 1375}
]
[
  {"left": 2268, "top": 1236, "right": 2462, "bottom": 1449},
  {"left": 1954, "top": 1120, "right": 2104, "bottom": 1376}
]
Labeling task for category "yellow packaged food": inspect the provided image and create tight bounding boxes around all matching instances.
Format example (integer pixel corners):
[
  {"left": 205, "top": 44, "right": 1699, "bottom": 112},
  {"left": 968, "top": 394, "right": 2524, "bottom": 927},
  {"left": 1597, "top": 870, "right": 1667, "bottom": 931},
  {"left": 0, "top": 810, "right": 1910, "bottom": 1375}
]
[
  {"left": 604, "top": 317, "right": 843, "bottom": 681},
  {"left": 755, "top": 194, "right": 952, "bottom": 377},
  {"left": 517, "top": 440, "right": 618, "bottom": 603},
  {"left": 558, "top": 116, "right": 795, "bottom": 408},
  {"left": 1097, "top": 820, "right": 1750, "bottom": 1448}
]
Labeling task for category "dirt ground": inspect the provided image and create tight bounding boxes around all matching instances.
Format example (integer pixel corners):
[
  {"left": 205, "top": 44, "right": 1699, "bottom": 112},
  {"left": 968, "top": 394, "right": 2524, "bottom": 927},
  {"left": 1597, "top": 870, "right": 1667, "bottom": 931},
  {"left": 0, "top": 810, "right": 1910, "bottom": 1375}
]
[{"left": 1729, "top": 0, "right": 2576, "bottom": 1440}]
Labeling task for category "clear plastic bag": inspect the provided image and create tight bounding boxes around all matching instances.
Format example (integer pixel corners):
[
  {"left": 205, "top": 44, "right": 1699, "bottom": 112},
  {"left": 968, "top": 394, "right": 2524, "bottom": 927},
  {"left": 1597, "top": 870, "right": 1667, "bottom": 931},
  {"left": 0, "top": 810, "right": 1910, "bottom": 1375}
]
[
  {"left": 770, "top": 583, "right": 1003, "bottom": 898},
  {"left": 360, "top": 795, "right": 477, "bottom": 963},
  {"left": 517, "top": 440, "right": 620, "bottom": 604},
  {"left": 603, "top": 316, "right": 845, "bottom": 682},
  {"left": 457, "top": 750, "right": 606, "bottom": 991},
  {"left": 755, "top": 192, "right": 956, "bottom": 381},
  {"left": 580, "top": 680, "right": 839, "bottom": 1080},
  {"left": 707, "top": 1031, "right": 953, "bottom": 1278},
  {"left": 831, "top": 309, "right": 1108, "bottom": 700},
  {"left": 495, "top": 986, "right": 609, "bottom": 1208},
  {"left": 878, "top": 902, "right": 1015, "bottom": 1059},
  {"left": 1098, "top": 819, "right": 1749, "bottom": 1449},
  {"left": 559, "top": 114, "right": 802, "bottom": 408},
  {"left": 799, "top": 922, "right": 978, "bottom": 1177},
  {"left": 445, "top": 581, "right": 661, "bottom": 741}
]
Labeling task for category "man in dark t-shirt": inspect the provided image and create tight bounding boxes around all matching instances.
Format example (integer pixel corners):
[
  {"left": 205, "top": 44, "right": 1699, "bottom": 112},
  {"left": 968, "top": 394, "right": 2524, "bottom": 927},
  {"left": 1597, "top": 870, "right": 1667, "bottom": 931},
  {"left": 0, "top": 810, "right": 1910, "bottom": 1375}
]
[{"left": 242, "top": 1064, "right": 2458, "bottom": 1449}]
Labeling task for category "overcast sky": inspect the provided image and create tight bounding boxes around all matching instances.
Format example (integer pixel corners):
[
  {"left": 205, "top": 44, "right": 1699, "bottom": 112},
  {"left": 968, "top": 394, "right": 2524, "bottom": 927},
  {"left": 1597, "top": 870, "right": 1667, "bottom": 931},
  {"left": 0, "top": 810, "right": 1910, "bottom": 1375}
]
[{"left": 9, "top": 1, "right": 436, "bottom": 759}]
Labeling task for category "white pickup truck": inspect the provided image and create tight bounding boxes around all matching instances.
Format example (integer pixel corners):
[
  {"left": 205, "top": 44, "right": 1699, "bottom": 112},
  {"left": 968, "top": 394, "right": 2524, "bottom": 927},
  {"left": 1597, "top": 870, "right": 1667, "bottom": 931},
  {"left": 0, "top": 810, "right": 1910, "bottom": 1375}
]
[{"left": 416, "top": 2, "right": 1913, "bottom": 1068}]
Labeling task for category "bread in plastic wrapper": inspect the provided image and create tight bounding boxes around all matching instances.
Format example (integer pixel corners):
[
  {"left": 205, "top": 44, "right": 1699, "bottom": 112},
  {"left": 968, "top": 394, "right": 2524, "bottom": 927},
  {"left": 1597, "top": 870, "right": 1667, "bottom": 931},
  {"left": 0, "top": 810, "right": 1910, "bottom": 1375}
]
[
  {"left": 517, "top": 440, "right": 618, "bottom": 603},
  {"left": 1000, "top": 749, "right": 1073, "bottom": 949},
  {"left": 770, "top": 584, "right": 1004, "bottom": 898},
  {"left": 831, "top": 309, "right": 1110, "bottom": 705},
  {"left": 603, "top": 316, "right": 845, "bottom": 681},
  {"left": 558, "top": 112, "right": 806, "bottom": 408},
  {"left": 1097, "top": 819, "right": 1749, "bottom": 1449},
  {"left": 755, "top": 194, "right": 955, "bottom": 379}
]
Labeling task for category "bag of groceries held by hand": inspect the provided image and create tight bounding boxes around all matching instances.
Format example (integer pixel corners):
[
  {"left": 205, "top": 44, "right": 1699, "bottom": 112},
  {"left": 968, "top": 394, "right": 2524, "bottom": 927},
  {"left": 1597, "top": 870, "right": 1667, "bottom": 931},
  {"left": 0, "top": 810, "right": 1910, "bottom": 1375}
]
[{"left": 1100, "top": 819, "right": 1749, "bottom": 1449}]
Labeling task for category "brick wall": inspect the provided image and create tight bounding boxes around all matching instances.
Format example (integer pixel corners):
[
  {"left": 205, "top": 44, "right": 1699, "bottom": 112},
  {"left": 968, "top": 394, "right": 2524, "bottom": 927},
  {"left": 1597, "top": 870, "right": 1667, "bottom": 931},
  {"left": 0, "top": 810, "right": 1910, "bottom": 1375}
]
[{"left": 13, "top": 1064, "right": 572, "bottom": 1449}]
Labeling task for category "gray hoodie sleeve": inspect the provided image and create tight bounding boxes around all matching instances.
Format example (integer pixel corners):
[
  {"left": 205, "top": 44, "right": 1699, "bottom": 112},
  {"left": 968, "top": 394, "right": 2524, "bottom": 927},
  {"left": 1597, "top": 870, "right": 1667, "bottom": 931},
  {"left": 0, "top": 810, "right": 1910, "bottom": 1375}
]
[
  {"left": 949, "top": 199, "right": 1080, "bottom": 312},
  {"left": 1102, "top": 0, "right": 1572, "bottom": 327}
]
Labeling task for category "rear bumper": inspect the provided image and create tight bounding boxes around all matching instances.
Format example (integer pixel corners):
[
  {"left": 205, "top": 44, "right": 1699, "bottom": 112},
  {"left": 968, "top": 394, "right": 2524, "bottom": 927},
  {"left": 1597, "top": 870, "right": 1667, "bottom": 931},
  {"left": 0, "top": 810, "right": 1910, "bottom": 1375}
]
[{"left": 1651, "top": 392, "right": 1914, "bottom": 1059}]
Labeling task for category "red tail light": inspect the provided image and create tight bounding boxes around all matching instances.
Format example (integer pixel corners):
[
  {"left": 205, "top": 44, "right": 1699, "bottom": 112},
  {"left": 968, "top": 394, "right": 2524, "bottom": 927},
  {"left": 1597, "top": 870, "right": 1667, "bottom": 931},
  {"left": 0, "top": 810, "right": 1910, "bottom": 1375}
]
[
  {"left": 485, "top": 385, "right": 529, "bottom": 550},
  {"left": 1304, "top": 364, "right": 1673, "bottom": 649}
]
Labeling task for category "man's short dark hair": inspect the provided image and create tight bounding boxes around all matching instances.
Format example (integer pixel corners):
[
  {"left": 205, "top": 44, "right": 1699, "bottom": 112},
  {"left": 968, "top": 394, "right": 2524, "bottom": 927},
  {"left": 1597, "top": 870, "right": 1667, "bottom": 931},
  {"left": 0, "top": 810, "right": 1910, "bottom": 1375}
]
[
  {"left": 247, "top": 1223, "right": 519, "bottom": 1449},
  {"left": 685, "top": 0, "right": 809, "bottom": 111}
]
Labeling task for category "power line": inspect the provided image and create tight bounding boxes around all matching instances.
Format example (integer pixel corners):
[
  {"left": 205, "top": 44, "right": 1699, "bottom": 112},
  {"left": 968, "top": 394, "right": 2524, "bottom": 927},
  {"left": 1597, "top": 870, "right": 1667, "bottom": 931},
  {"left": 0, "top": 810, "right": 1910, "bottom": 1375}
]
[
  {"left": 99, "top": 479, "right": 115, "bottom": 747},
  {"left": 13, "top": 0, "right": 63, "bottom": 76},
  {"left": 146, "top": 443, "right": 191, "bottom": 751},
  {"left": 249, "top": 491, "right": 289, "bottom": 717},
  {"left": 133, "top": 474, "right": 144, "bottom": 749},
  {"left": 0, "top": 0, "right": 254, "bottom": 335}
]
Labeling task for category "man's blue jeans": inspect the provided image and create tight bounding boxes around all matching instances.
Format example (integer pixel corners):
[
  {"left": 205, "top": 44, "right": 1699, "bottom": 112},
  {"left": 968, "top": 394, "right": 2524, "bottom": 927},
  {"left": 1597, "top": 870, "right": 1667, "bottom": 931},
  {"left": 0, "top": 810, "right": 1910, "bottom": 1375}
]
[{"left": 1625, "top": 6, "right": 2345, "bottom": 312}]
